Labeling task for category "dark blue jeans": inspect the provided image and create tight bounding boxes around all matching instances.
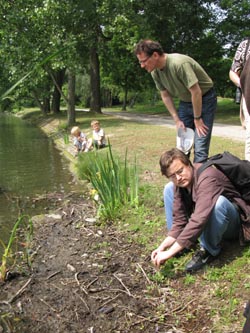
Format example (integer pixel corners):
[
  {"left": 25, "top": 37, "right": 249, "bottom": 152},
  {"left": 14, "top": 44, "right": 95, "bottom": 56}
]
[{"left": 178, "top": 88, "right": 217, "bottom": 163}]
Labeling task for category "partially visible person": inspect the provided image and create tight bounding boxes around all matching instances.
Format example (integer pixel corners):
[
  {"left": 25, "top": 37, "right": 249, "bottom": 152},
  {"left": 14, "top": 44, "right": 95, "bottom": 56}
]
[
  {"left": 91, "top": 120, "right": 106, "bottom": 149},
  {"left": 229, "top": 38, "right": 250, "bottom": 160},
  {"left": 151, "top": 148, "right": 250, "bottom": 272},
  {"left": 71, "top": 126, "right": 92, "bottom": 156},
  {"left": 243, "top": 300, "right": 250, "bottom": 333},
  {"left": 134, "top": 39, "right": 217, "bottom": 163}
]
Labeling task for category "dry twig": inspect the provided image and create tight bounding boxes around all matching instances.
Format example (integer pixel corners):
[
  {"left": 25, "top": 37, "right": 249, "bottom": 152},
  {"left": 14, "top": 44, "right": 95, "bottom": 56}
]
[
  {"left": 136, "top": 263, "right": 152, "bottom": 284},
  {"left": 0, "top": 277, "right": 33, "bottom": 305},
  {"left": 46, "top": 270, "right": 61, "bottom": 280},
  {"left": 73, "top": 290, "right": 90, "bottom": 312},
  {"left": 74, "top": 272, "right": 88, "bottom": 295},
  {"left": 113, "top": 273, "right": 133, "bottom": 297},
  {"left": 39, "top": 297, "right": 58, "bottom": 313}
]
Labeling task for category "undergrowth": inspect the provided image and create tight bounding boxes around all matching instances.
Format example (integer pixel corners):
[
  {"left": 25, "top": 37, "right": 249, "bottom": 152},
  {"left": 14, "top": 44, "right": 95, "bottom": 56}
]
[{"left": 76, "top": 143, "right": 139, "bottom": 220}]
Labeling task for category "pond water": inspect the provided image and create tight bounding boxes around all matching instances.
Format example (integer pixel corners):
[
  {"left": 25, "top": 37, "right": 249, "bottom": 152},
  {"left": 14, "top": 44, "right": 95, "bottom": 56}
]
[{"left": 0, "top": 113, "right": 78, "bottom": 244}]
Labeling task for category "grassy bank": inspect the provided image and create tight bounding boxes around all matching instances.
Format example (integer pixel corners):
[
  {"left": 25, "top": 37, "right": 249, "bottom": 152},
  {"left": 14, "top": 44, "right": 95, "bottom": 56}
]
[{"left": 17, "top": 98, "right": 250, "bottom": 332}]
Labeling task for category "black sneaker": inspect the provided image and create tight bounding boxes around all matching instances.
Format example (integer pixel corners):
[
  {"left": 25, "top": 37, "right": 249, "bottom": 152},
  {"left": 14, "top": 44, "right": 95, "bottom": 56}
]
[{"left": 185, "top": 248, "right": 216, "bottom": 272}]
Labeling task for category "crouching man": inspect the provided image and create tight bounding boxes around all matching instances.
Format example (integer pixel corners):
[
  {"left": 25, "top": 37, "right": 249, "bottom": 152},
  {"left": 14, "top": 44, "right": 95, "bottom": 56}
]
[{"left": 152, "top": 148, "right": 250, "bottom": 272}]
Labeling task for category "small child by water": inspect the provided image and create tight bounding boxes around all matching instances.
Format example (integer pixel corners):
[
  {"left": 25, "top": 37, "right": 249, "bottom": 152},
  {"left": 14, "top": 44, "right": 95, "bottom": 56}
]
[
  {"left": 91, "top": 120, "right": 106, "bottom": 149},
  {"left": 71, "top": 126, "right": 92, "bottom": 156}
]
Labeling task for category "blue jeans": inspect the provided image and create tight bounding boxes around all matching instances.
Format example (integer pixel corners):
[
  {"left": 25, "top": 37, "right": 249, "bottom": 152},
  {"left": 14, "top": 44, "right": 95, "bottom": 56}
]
[
  {"left": 163, "top": 182, "right": 174, "bottom": 230},
  {"left": 178, "top": 88, "right": 217, "bottom": 163},
  {"left": 163, "top": 182, "right": 240, "bottom": 255}
]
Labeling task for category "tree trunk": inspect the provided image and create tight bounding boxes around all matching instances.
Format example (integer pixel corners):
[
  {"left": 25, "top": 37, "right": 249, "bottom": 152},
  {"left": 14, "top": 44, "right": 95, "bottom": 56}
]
[
  {"left": 122, "top": 87, "right": 128, "bottom": 111},
  {"left": 89, "top": 46, "right": 102, "bottom": 113},
  {"left": 51, "top": 69, "right": 66, "bottom": 114},
  {"left": 43, "top": 96, "right": 50, "bottom": 113},
  {"left": 67, "top": 71, "right": 76, "bottom": 126},
  {"left": 32, "top": 91, "right": 47, "bottom": 115}
]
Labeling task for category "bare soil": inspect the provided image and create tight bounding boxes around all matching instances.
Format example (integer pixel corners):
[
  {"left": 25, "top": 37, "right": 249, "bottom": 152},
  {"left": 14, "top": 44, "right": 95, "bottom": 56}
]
[{"left": 0, "top": 191, "right": 246, "bottom": 333}]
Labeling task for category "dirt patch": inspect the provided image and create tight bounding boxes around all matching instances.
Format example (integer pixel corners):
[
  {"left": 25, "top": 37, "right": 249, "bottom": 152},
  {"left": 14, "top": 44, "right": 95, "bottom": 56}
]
[
  {"left": 5, "top": 192, "right": 247, "bottom": 333},
  {"left": 0, "top": 192, "right": 217, "bottom": 333}
]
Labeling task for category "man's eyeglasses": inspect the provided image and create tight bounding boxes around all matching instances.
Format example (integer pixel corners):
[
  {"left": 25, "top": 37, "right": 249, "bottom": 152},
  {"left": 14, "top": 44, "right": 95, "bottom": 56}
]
[
  {"left": 139, "top": 54, "right": 152, "bottom": 65},
  {"left": 167, "top": 167, "right": 184, "bottom": 180}
]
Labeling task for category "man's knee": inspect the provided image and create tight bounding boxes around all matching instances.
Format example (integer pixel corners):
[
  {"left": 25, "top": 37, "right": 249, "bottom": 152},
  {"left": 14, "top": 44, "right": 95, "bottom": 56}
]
[{"left": 163, "top": 182, "right": 174, "bottom": 201}]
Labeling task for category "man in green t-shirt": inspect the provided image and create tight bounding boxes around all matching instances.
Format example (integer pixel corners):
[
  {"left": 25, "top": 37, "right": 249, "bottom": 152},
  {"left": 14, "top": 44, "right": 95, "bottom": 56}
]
[{"left": 134, "top": 39, "right": 217, "bottom": 163}]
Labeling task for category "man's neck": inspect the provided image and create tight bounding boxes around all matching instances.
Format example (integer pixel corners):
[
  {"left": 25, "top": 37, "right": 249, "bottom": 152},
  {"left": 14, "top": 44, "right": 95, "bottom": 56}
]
[{"left": 158, "top": 53, "right": 167, "bottom": 70}]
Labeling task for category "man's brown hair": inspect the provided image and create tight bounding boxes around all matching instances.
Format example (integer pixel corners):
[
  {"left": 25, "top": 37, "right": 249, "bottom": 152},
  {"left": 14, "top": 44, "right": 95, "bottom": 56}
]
[
  {"left": 159, "top": 148, "right": 192, "bottom": 177},
  {"left": 134, "top": 39, "right": 164, "bottom": 56}
]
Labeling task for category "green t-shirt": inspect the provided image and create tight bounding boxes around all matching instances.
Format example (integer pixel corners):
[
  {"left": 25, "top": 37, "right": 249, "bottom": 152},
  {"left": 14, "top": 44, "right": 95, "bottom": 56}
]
[{"left": 151, "top": 53, "right": 213, "bottom": 102}]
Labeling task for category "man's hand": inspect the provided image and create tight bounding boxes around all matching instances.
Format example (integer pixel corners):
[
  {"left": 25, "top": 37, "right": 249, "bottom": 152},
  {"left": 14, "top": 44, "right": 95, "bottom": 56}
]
[
  {"left": 175, "top": 119, "right": 185, "bottom": 130},
  {"left": 152, "top": 251, "right": 169, "bottom": 268},
  {"left": 194, "top": 118, "right": 209, "bottom": 137}
]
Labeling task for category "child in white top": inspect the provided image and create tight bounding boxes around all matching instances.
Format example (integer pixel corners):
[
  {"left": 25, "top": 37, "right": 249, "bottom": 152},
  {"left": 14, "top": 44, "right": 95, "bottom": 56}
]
[{"left": 91, "top": 120, "right": 106, "bottom": 149}]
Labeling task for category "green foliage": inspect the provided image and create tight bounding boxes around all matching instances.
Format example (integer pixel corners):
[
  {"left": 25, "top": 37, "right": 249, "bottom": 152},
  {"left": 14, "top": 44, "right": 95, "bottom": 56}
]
[
  {"left": 0, "top": 215, "right": 33, "bottom": 282},
  {"left": 63, "top": 133, "right": 69, "bottom": 144},
  {"left": 1, "top": 0, "right": 250, "bottom": 114},
  {"left": 184, "top": 273, "right": 196, "bottom": 285},
  {"left": 77, "top": 143, "right": 139, "bottom": 220}
]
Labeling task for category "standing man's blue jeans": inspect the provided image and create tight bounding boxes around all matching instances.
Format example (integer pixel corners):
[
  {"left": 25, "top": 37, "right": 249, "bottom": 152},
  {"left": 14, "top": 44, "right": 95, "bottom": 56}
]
[
  {"left": 163, "top": 182, "right": 240, "bottom": 255},
  {"left": 178, "top": 87, "right": 217, "bottom": 163}
]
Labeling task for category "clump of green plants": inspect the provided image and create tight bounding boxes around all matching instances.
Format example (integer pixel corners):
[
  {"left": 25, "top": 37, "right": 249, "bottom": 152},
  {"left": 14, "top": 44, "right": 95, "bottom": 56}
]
[
  {"left": 63, "top": 133, "right": 69, "bottom": 144},
  {"left": 0, "top": 215, "right": 33, "bottom": 282},
  {"left": 77, "top": 142, "right": 139, "bottom": 220}
]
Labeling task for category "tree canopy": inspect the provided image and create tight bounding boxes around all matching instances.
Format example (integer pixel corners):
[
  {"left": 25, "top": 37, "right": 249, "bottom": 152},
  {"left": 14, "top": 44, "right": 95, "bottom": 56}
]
[{"left": 0, "top": 0, "right": 249, "bottom": 123}]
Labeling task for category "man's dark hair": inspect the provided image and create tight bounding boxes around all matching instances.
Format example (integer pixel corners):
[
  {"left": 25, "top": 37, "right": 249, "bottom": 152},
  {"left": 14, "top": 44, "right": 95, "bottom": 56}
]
[
  {"left": 159, "top": 148, "right": 192, "bottom": 177},
  {"left": 134, "top": 39, "right": 164, "bottom": 56}
]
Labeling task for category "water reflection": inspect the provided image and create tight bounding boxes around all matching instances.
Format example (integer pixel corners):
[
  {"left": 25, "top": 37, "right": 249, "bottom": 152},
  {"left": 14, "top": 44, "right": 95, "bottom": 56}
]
[{"left": 0, "top": 113, "right": 76, "bottom": 243}]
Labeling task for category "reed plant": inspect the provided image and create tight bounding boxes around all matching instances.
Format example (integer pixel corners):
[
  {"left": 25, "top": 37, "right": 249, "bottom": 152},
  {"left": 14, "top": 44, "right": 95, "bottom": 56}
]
[
  {"left": 0, "top": 215, "right": 33, "bottom": 282},
  {"left": 77, "top": 142, "right": 139, "bottom": 220}
]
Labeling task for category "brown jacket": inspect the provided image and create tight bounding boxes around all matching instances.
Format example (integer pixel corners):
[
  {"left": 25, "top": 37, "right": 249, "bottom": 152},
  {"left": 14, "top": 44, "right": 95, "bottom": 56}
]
[{"left": 168, "top": 165, "right": 250, "bottom": 248}]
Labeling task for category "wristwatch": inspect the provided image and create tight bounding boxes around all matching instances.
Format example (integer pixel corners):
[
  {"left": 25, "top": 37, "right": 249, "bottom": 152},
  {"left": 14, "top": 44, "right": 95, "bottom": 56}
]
[{"left": 194, "top": 115, "right": 202, "bottom": 120}]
